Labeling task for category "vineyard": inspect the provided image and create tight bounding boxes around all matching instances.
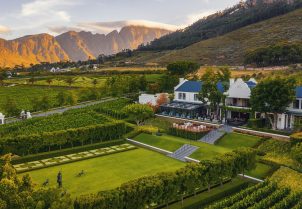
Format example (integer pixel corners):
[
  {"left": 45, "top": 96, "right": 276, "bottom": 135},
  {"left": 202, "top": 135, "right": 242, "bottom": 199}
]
[
  {"left": 0, "top": 99, "right": 133, "bottom": 155},
  {"left": 0, "top": 111, "right": 109, "bottom": 137},
  {"left": 207, "top": 182, "right": 302, "bottom": 209},
  {"left": 0, "top": 85, "right": 79, "bottom": 113},
  {"left": 91, "top": 98, "right": 132, "bottom": 119}
]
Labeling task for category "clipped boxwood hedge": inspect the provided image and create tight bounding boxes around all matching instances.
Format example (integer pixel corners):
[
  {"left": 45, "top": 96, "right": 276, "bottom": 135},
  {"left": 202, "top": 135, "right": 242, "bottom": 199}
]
[{"left": 12, "top": 140, "right": 125, "bottom": 165}]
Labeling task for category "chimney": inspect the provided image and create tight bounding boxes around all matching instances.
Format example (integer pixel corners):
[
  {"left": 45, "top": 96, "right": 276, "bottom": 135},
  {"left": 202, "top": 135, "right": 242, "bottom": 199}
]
[
  {"left": 179, "top": 78, "right": 185, "bottom": 84},
  {"left": 230, "top": 78, "right": 235, "bottom": 85}
]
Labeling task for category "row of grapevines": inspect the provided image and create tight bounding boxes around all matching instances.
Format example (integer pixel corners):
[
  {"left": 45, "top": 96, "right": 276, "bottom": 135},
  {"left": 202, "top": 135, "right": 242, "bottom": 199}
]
[
  {"left": 207, "top": 182, "right": 268, "bottom": 209},
  {"left": 249, "top": 188, "right": 290, "bottom": 209},
  {"left": 0, "top": 111, "right": 108, "bottom": 137},
  {"left": 227, "top": 183, "right": 276, "bottom": 209},
  {"left": 271, "top": 192, "right": 302, "bottom": 209}
]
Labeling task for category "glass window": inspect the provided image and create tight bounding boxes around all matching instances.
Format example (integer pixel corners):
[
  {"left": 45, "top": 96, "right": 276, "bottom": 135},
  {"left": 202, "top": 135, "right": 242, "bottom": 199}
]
[
  {"left": 294, "top": 100, "right": 300, "bottom": 109},
  {"left": 182, "top": 93, "right": 186, "bottom": 100},
  {"left": 194, "top": 94, "right": 199, "bottom": 101},
  {"left": 178, "top": 93, "right": 182, "bottom": 100}
]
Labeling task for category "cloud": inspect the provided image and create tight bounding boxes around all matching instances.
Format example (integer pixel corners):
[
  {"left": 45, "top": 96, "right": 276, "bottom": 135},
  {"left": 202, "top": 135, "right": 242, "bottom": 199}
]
[
  {"left": 49, "top": 20, "right": 179, "bottom": 35},
  {"left": 186, "top": 10, "right": 215, "bottom": 25},
  {"left": 21, "top": 0, "right": 75, "bottom": 22},
  {"left": 0, "top": 25, "right": 11, "bottom": 34}
]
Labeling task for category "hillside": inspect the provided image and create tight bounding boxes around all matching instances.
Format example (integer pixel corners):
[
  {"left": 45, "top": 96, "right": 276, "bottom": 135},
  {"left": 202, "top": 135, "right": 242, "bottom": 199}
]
[
  {"left": 132, "top": 8, "right": 302, "bottom": 66},
  {"left": 0, "top": 26, "right": 171, "bottom": 68},
  {"left": 56, "top": 26, "right": 170, "bottom": 62},
  {"left": 0, "top": 34, "right": 69, "bottom": 68},
  {"left": 139, "top": 0, "right": 301, "bottom": 51}
]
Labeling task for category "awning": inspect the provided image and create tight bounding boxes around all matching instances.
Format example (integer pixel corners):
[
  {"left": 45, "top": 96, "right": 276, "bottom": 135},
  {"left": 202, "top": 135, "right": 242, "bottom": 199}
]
[{"left": 160, "top": 102, "right": 203, "bottom": 111}]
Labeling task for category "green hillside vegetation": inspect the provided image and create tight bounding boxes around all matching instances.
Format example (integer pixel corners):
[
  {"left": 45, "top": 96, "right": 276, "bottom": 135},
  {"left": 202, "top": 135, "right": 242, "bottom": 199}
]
[
  {"left": 156, "top": 8, "right": 302, "bottom": 65},
  {"left": 139, "top": 0, "right": 302, "bottom": 51},
  {"left": 124, "top": 8, "right": 302, "bottom": 66}
]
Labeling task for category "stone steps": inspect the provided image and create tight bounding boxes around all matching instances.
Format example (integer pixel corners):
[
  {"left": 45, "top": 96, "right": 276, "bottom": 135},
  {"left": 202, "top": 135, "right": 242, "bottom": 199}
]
[{"left": 167, "top": 144, "right": 199, "bottom": 162}]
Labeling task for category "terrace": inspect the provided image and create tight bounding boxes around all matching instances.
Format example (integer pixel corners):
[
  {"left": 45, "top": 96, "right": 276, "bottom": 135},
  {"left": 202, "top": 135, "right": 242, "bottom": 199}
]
[{"left": 159, "top": 101, "right": 211, "bottom": 121}]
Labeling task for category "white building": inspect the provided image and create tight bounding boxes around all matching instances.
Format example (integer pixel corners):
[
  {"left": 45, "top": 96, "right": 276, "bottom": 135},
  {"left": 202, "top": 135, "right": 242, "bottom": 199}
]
[
  {"left": 158, "top": 77, "right": 302, "bottom": 130},
  {"left": 160, "top": 78, "right": 225, "bottom": 120},
  {"left": 0, "top": 113, "right": 5, "bottom": 125},
  {"left": 224, "top": 78, "right": 257, "bottom": 125},
  {"left": 139, "top": 93, "right": 169, "bottom": 106}
]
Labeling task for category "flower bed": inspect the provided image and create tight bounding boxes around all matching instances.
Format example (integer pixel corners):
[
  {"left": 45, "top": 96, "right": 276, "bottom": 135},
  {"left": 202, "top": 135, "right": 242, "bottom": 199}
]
[{"left": 168, "top": 122, "right": 212, "bottom": 140}]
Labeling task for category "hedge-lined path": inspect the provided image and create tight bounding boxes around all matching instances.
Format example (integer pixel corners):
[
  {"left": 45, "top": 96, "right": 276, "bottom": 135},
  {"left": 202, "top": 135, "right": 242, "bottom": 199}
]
[{"left": 6, "top": 97, "right": 116, "bottom": 124}]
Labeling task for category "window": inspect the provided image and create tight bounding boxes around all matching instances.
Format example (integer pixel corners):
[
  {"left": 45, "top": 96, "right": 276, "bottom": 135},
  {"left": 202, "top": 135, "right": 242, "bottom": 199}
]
[
  {"left": 178, "top": 93, "right": 182, "bottom": 100},
  {"left": 194, "top": 94, "right": 199, "bottom": 101},
  {"left": 294, "top": 100, "right": 300, "bottom": 109},
  {"left": 178, "top": 93, "right": 186, "bottom": 100}
]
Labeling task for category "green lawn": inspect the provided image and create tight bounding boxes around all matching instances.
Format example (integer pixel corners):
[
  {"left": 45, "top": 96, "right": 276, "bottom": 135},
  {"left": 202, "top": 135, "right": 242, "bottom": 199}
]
[
  {"left": 21, "top": 148, "right": 184, "bottom": 197},
  {"left": 216, "top": 133, "right": 261, "bottom": 149},
  {"left": 134, "top": 133, "right": 230, "bottom": 160},
  {"left": 134, "top": 132, "right": 262, "bottom": 161},
  {"left": 246, "top": 163, "right": 274, "bottom": 179}
]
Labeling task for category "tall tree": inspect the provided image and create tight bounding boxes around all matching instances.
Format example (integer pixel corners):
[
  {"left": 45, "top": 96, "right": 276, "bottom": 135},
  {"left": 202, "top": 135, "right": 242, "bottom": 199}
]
[
  {"left": 3, "top": 98, "right": 19, "bottom": 117},
  {"left": 198, "top": 68, "right": 224, "bottom": 120},
  {"left": 250, "top": 78, "right": 296, "bottom": 130},
  {"left": 167, "top": 61, "right": 200, "bottom": 75},
  {"left": 123, "top": 104, "right": 154, "bottom": 126}
]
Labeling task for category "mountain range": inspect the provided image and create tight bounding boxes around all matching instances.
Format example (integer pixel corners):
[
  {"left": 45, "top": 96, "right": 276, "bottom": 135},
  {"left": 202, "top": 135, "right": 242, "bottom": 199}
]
[{"left": 0, "top": 26, "right": 170, "bottom": 68}]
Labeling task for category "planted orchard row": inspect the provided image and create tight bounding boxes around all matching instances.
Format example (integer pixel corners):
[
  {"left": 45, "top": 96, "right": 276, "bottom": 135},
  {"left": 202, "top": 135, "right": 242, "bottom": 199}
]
[
  {"left": 74, "top": 148, "right": 257, "bottom": 209},
  {"left": 208, "top": 182, "right": 302, "bottom": 209},
  {"left": 0, "top": 111, "right": 108, "bottom": 137},
  {"left": 0, "top": 122, "right": 131, "bottom": 156}
]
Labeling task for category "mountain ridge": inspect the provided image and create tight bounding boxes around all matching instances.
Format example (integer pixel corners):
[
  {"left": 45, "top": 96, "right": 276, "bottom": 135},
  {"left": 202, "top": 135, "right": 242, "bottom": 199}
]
[{"left": 0, "top": 25, "right": 171, "bottom": 68}]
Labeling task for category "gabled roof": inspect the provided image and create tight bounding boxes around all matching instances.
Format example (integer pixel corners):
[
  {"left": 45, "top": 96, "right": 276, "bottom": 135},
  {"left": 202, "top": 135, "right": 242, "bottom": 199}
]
[
  {"left": 296, "top": 86, "right": 302, "bottom": 98},
  {"left": 175, "top": 81, "right": 224, "bottom": 93},
  {"left": 245, "top": 81, "right": 257, "bottom": 89}
]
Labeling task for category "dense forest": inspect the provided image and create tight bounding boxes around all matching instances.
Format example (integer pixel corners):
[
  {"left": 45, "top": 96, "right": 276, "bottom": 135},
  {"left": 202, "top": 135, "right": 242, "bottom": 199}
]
[
  {"left": 244, "top": 42, "right": 302, "bottom": 67},
  {"left": 138, "top": 0, "right": 302, "bottom": 51}
]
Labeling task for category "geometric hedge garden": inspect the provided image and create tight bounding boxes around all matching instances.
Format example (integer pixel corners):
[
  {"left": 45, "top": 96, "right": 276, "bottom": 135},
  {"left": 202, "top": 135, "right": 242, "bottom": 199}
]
[{"left": 14, "top": 143, "right": 136, "bottom": 173}]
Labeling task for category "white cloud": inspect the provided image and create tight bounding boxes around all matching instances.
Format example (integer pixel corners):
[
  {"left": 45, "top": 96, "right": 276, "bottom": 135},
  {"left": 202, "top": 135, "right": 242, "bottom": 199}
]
[
  {"left": 186, "top": 10, "right": 215, "bottom": 25},
  {"left": 49, "top": 20, "right": 179, "bottom": 35},
  {"left": 21, "top": 0, "right": 76, "bottom": 22},
  {"left": 0, "top": 25, "right": 11, "bottom": 34}
]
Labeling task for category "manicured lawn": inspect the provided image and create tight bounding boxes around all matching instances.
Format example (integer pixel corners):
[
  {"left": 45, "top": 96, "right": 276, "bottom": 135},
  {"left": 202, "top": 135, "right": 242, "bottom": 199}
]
[
  {"left": 134, "top": 133, "right": 230, "bottom": 160},
  {"left": 246, "top": 163, "right": 274, "bottom": 179},
  {"left": 21, "top": 148, "right": 184, "bottom": 197},
  {"left": 134, "top": 132, "right": 262, "bottom": 161},
  {"left": 216, "top": 133, "right": 261, "bottom": 149}
]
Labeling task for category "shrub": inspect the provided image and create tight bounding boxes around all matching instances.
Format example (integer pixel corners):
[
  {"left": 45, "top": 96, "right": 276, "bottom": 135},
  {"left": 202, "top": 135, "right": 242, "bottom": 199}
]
[{"left": 247, "top": 118, "right": 266, "bottom": 129}]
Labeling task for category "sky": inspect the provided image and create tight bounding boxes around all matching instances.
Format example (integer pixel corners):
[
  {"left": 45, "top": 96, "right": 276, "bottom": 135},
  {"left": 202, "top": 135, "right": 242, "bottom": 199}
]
[{"left": 0, "top": 0, "right": 239, "bottom": 40}]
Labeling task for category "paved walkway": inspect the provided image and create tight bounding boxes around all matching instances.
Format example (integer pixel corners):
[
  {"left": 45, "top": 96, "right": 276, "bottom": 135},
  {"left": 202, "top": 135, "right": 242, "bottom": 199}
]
[
  {"left": 167, "top": 144, "right": 199, "bottom": 162},
  {"left": 6, "top": 97, "right": 116, "bottom": 124},
  {"left": 199, "top": 125, "right": 233, "bottom": 144}
]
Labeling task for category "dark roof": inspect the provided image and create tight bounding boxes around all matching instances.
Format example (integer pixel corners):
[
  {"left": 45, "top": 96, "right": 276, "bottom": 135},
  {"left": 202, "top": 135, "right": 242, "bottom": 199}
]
[
  {"left": 245, "top": 81, "right": 257, "bottom": 89},
  {"left": 296, "top": 86, "right": 302, "bottom": 98},
  {"left": 175, "top": 80, "right": 224, "bottom": 93}
]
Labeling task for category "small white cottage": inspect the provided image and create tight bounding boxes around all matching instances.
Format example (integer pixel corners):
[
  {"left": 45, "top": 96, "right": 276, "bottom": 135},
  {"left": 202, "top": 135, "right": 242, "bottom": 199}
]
[{"left": 0, "top": 113, "right": 5, "bottom": 125}]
